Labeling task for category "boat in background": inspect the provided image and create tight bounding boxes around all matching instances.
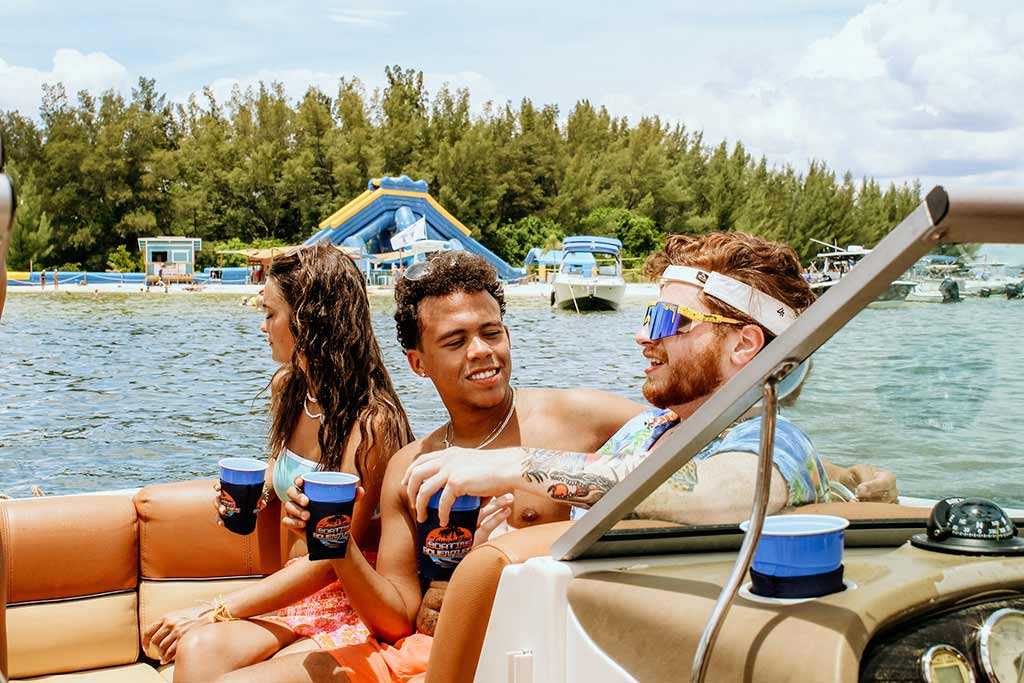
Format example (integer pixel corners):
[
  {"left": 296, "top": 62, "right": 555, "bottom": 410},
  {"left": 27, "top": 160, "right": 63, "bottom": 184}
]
[
  {"left": 551, "top": 236, "right": 626, "bottom": 311},
  {"left": 904, "top": 260, "right": 964, "bottom": 303},
  {"left": 805, "top": 239, "right": 916, "bottom": 302},
  {"left": 905, "top": 276, "right": 961, "bottom": 303},
  {"left": 958, "top": 258, "right": 1019, "bottom": 296}
]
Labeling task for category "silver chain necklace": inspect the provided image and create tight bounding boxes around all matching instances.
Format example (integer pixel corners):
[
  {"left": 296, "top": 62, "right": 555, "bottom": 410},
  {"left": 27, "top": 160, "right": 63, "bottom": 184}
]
[{"left": 443, "top": 387, "right": 517, "bottom": 449}]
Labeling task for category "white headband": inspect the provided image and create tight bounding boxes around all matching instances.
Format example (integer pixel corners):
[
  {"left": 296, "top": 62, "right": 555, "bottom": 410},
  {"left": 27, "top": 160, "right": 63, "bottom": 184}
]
[{"left": 660, "top": 265, "right": 798, "bottom": 335}]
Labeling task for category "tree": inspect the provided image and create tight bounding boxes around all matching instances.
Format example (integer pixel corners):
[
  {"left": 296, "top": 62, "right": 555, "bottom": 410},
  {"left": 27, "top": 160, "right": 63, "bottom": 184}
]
[
  {"left": 485, "top": 216, "right": 565, "bottom": 265},
  {"left": 5, "top": 169, "right": 54, "bottom": 271},
  {"left": 578, "top": 207, "right": 660, "bottom": 258},
  {"left": 106, "top": 245, "right": 142, "bottom": 272},
  {"left": 377, "top": 66, "right": 428, "bottom": 176},
  {"left": 1, "top": 65, "right": 924, "bottom": 274}
]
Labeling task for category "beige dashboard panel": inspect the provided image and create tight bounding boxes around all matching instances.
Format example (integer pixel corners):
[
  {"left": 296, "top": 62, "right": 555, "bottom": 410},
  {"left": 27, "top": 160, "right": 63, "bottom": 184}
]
[{"left": 568, "top": 544, "right": 1024, "bottom": 682}]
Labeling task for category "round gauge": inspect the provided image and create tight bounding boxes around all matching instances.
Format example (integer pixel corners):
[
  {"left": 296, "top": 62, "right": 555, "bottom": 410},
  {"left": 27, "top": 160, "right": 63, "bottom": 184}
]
[
  {"left": 979, "top": 608, "right": 1024, "bottom": 682},
  {"left": 921, "top": 644, "right": 974, "bottom": 682}
]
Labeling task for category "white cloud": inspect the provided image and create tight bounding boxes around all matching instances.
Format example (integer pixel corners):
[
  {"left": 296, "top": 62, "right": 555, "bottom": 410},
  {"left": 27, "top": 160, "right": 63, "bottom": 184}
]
[
  {"left": 0, "top": 49, "right": 128, "bottom": 115},
  {"left": 183, "top": 68, "right": 383, "bottom": 110},
  {"left": 328, "top": 8, "right": 406, "bottom": 27},
  {"left": 424, "top": 70, "right": 504, "bottom": 110},
  {"left": 182, "top": 67, "right": 501, "bottom": 117},
  {"left": 599, "top": 0, "right": 1024, "bottom": 188}
]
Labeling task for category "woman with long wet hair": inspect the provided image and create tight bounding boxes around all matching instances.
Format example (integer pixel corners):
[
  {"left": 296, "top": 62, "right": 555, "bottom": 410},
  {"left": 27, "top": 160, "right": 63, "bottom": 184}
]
[{"left": 143, "top": 243, "right": 414, "bottom": 682}]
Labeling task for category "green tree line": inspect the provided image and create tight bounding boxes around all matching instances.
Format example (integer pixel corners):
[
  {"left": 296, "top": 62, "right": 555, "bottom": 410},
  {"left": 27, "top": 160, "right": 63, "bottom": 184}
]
[{"left": 1, "top": 65, "right": 921, "bottom": 272}]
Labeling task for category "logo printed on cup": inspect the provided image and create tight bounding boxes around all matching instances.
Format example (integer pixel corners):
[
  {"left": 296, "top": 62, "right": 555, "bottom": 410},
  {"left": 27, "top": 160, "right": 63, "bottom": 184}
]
[
  {"left": 313, "top": 514, "right": 352, "bottom": 549},
  {"left": 218, "top": 457, "right": 267, "bottom": 535},
  {"left": 219, "top": 490, "right": 240, "bottom": 517},
  {"left": 303, "top": 471, "right": 360, "bottom": 560},
  {"left": 423, "top": 525, "right": 474, "bottom": 568}
]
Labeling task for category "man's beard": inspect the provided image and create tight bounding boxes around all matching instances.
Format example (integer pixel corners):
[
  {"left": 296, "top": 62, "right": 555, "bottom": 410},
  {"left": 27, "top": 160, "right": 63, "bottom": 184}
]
[{"left": 642, "top": 340, "right": 725, "bottom": 409}]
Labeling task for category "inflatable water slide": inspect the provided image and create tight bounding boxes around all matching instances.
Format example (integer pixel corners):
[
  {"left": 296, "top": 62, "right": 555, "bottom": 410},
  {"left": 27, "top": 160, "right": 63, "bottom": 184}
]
[{"left": 305, "top": 176, "right": 523, "bottom": 280}]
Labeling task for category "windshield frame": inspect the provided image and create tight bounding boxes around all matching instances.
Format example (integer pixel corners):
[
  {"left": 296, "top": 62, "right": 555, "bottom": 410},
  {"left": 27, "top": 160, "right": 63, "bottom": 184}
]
[{"left": 552, "top": 187, "right": 1024, "bottom": 561}]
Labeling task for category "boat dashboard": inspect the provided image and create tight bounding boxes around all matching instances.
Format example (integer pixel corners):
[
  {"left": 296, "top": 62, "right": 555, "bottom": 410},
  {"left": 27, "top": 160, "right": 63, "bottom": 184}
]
[
  {"left": 861, "top": 594, "right": 1024, "bottom": 682},
  {"left": 562, "top": 542, "right": 1024, "bottom": 682}
]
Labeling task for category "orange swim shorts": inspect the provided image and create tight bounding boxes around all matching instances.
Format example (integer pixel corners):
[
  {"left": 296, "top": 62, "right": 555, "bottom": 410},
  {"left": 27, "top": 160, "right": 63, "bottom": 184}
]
[{"left": 327, "top": 633, "right": 432, "bottom": 683}]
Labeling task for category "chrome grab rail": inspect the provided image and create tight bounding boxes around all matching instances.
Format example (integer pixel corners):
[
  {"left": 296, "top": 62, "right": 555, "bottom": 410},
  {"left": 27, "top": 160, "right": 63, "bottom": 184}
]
[{"left": 690, "top": 360, "right": 792, "bottom": 683}]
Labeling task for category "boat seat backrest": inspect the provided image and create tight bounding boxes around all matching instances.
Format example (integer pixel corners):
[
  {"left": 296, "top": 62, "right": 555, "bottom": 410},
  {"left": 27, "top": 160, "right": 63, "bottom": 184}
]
[
  {"left": 0, "top": 494, "right": 140, "bottom": 679},
  {"left": 0, "top": 481, "right": 284, "bottom": 680},
  {"left": 134, "top": 480, "right": 286, "bottom": 661}
]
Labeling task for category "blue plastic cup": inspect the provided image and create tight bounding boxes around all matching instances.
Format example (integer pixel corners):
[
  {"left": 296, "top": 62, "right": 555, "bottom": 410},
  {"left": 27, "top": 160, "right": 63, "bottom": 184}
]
[
  {"left": 740, "top": 514, "right": 849, "bottom": 577},
  {"left": 416, "top": 491, "right": 481, "bottom": 581},
  {"left": 303, "top": 472, "right": 360, "bottom": 560},
  {"left": 218, "top": 457, "right": 267, "bottom": 535}
]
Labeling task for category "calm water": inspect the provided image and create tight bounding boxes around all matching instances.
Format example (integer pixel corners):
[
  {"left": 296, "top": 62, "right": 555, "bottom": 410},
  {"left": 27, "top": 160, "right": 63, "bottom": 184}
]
[{"left": 1, "top": 292, "right": 1022, "bottom": 507}]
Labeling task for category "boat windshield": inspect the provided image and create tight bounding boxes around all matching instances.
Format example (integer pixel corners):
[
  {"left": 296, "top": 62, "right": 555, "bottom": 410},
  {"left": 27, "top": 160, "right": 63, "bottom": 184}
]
[
  {"left": 594, "top": 253, "right": 619, "bottom": 276},
  {"left": 551, "top": 188, "right": 1024, "bottom": 561}
]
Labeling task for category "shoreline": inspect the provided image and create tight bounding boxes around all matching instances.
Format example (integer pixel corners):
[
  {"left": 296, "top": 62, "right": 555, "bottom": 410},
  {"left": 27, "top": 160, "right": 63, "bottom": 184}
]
[{"left": 5, "top": 281, "right": 660, "bottom": 300}]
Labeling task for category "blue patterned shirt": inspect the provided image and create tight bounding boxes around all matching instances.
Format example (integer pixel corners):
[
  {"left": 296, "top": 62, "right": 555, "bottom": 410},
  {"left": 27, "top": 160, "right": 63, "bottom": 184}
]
[{"left": 572, "top": 407, "right": 830, "bottom": 519}]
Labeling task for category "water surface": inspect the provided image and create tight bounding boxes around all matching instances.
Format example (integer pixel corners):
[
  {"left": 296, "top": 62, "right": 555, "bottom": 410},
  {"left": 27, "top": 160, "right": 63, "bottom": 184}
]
[{"left": 1, "top": 292, "right": 1021, "bottom": 507}]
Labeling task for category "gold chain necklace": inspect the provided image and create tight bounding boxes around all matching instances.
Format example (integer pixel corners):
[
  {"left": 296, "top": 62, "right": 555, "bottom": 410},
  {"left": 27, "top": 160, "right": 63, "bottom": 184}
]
[{"left": 443, "top": 387, "right": 517, "bottom": 449}]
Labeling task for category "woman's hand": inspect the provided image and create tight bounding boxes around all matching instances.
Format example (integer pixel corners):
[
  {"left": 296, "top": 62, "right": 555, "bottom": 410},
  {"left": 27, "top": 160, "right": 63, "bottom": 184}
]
[
  {"left": 473, "top": 493, "right": 514, "bottom": 547},
  {"left": 141, "top": 605, "right": 212, "bottom": 665},
  {"left": 281, "top": 476, "right": 364, "bottom": 537},
  {"left": 213, "top": 481, "right": 268, "bottom": 528},
  {"left": 281, "top": 476, "right": 309, "bottom": 535}
]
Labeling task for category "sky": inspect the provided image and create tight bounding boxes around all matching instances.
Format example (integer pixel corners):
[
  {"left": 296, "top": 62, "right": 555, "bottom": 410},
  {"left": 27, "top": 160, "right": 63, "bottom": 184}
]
[{"left": 1, "top": 1, "right": 1021, "bottom": 204}]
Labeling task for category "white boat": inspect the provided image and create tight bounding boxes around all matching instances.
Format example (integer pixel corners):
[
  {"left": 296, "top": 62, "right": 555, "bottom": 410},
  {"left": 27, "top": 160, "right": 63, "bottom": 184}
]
[
  {"left": 958, "top": 258, "right": 1019, "bottom": 296},
  {"left": 551, "top": 236, "right": 626, "bottom": 311},
  {"left": 806, "top": 240, "right": 917, "bottom": 302}
]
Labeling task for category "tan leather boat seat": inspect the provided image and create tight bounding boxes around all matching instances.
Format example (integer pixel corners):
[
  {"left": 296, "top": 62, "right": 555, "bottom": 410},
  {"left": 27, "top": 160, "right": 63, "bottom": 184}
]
[
  {"left": 0, "top": 480, "right": 284, "bottom": 681},
  {"left": 788, "top": 501, "right": 928, "bottom": 520},
  {"left": 2, "top": 494, "right": 140, "bottom": 681},
  {"left": 12, "top": 663, "right": 167, "bottom": 682},
  {"left": 134, "top": 480, "right": 284, "bottom": 660}
]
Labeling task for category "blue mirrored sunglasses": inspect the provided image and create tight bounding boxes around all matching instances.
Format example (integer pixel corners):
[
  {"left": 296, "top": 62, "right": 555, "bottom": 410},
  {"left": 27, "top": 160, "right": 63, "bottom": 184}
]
[{"left": 641, "top": 302, "right": 744, "bottom": 340}]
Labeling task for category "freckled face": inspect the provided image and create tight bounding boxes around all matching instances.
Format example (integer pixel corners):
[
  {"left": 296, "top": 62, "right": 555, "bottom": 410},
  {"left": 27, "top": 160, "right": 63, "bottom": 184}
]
[
  {"left": 634, "top": 281, "right": 728, "bottom": 408},
  {"left": 260, "top": 278, "right": 296, "bottom": 365}
]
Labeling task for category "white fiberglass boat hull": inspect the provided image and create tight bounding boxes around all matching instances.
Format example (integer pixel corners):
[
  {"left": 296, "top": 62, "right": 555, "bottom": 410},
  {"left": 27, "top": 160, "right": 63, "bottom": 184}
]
[
  {"left": 811, "top": 279, "right": 917, "bottom": 302},
  {"left": 959, "top": 277, "right": 1018, "bottom": 296},
  {"left": 552, "top": 277, "right": 626, "bottom": 311}
]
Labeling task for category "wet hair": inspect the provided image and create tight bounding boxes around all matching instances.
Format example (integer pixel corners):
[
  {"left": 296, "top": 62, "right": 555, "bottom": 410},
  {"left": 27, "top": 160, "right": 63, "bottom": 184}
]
[
  {"left": 266, "top": 243, "right": 414, "bottom": 498},
  {"left": 393, "top": 251, "right": 506, "bottom": 350},
  {"left": 644, "top": 232, "right": 816, "bottom": 342}
]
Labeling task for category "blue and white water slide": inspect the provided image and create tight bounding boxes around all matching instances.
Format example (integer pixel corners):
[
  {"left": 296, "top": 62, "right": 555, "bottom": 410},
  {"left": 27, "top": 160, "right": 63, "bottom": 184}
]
[{"left": 305, "top": 176, "right": 524, "bottom": 280}]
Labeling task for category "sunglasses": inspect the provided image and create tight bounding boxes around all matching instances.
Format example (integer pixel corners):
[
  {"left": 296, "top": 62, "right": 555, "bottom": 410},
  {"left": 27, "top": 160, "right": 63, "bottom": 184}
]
[
  {"left": 642, "top": 301, "right": 743, "bottom": 341},
  {"left": 402, "top": 259, "right": 434, "bottom": 282}
]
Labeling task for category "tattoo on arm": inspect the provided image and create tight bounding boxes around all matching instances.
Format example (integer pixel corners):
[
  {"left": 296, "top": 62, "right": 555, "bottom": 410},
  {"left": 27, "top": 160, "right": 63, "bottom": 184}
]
[
  {"left": 523, "top": 469, "right": 617, "bottom": 507},
  {"left": 519, "top": 447, "right": 651, "bottom": 509}
]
